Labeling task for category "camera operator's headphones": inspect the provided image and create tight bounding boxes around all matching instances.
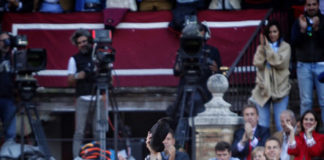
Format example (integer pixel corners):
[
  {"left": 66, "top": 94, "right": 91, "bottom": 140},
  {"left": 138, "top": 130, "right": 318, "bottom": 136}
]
[{"left": 201, "top": 22, "right": 211, "bottom": 41}]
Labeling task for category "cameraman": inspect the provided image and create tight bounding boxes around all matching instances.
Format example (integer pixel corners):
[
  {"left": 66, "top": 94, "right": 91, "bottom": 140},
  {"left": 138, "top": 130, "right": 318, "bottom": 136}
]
[
  {"left": 67, "top": 29, "right": 106, "bottom": 159},
  {"left": 0, "top": 32, "right": 16, "bottom": 144},
  {"left": 169, "top": 23, "right": 222, "bottom": 118}
]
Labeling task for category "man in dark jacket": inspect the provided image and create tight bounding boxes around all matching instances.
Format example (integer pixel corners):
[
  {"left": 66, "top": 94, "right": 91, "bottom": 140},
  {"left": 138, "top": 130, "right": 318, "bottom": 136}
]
[
  {"left": 231, "top": 104, "right": 270, "bottom": 160},
  {"left": 291, "top": 0, "right": 324, "bottom": 124},
  {"left": 0, "top": 32, "right": 16, "bottom": 143}
]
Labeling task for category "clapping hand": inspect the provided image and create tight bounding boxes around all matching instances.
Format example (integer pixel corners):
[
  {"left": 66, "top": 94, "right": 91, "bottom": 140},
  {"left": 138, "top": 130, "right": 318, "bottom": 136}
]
[
  {"left": 305, "top": 121, "right": 317, "bottom": 139},
  {"left": 299, "top": 14, "right": 308, "bottom": 33},
  {"left": 284, "top": 119, "right": 294, "bottom": 133},
  {"left": 259, "top": 34, "right": 268, "bottom": 46},
  {"left": 245, "top": 122, "right": 254, "bottom": 140},
  {"left": 312, "top": 16, "right": 320, "bottom": 31}
]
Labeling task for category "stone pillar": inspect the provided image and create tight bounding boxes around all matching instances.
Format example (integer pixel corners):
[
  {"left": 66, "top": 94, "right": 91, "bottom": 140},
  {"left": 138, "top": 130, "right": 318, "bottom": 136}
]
[{"left": 192, "top": 74, "right": 243, "bottom": 160}]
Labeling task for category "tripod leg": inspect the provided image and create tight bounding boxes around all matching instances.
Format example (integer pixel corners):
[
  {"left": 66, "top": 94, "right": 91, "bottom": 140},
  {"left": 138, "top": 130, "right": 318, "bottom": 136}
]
[
  {"left": 24, "top": 103, "right": 53, "bottom": 159},
  {"left": 175, "top": 90, "right": 189, "bottom": 149},
  {"left": 189, "top": 92, "right": 197, "bottom": 160}
]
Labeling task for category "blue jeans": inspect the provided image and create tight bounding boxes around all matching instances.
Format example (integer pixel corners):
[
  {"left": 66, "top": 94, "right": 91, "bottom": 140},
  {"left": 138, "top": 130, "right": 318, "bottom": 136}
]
[
  {"left": 0, "top": 98, "right": 16, "bottom": 140},
  {"left": 297, "top": 62, "right": 324, "bottom": 123},
  {"left": 256, "top": 96, "right": 289, "bottom": 131}
]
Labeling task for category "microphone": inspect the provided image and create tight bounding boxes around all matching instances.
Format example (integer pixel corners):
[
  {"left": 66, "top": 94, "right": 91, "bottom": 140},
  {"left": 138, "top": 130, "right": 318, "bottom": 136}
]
[{"left": 318, "top": 71, "right": 324, "bottom": 83}]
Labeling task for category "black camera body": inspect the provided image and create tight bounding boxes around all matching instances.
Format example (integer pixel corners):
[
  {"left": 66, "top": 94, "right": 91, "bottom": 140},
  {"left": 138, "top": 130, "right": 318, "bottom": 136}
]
[
  {"left": 177, "top": 23, "right": 212, "bottom": 84},
  {"left": 91, "top": 30, "right": 115, "bottom": 73},
  {"left": 13, "top": 48, "right": 47, "bottom": 74},
  {"left": 8, "top": 34, "right": 47, "bottom": 100}
]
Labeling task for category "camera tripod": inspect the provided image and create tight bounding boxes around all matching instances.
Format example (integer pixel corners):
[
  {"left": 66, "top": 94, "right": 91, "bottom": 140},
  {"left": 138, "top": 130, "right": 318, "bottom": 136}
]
[
  {"left": 175, "top": 80, "right": 205, "bottom": 160},
  {"left": 16, "top": 75, "right": 54, "bottom": 160},
  {"left": 91, "top": 72, "right": 119, "bottom": 160}
]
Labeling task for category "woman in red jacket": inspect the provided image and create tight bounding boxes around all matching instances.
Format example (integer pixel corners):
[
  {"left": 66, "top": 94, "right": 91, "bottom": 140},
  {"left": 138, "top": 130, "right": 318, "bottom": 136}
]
[{"left": 286, "top": 110, "right": 324, "bottom": 160}]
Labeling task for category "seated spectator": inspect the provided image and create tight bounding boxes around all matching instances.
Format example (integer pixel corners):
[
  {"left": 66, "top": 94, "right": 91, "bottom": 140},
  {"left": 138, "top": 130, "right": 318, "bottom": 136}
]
[
  {"left": 75, "top": 0, "right": 105, "bottom": 12},
  {"left": 251, "top": 146, "right": 266, "bottom": 160},
  {"left": 4, "top": 0, "right": 33, "bottom": 12},
  {"left": 208, "top": 0, "right": 241, "bottom": 10},
  {"left": 36, "top": 0, "right": 64, "bottom": 13},
  {"left": 161, "top": 128, "right": 190, "bottom": 160},
  {"left": 106, "top": 0, "right": 137, "bottom": 11},
  {"left": 231, "top": 104, "right": 270, "bottom": 160},
  {"left": 273, "top": 110, "right": 296, "bottom": 160},
  {"left": 287, "top": 110, "right": 324, "bottom": 160},
  {"left": 251, "top": 20, "right": 291, "bottom": 131},
  {"left": 209, "top": 141, "right": 239, "bottom": 160},
  {"left": 264, "top": 137, "right": 282, "bottom": 160},
  {"left": 139, "top": 0, "right": 173, "bottom": 11}
]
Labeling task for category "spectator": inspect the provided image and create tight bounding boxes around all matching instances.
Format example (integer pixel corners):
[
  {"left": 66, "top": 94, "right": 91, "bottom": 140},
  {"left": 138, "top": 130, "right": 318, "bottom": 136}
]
[
  {"left": 161, "top": 128, "right": 190, "bottom": 160},
  {"left": 208, "top": 0, "right": 241, "bottom": 10},
  {"left": 273, "top": 110, "right": 296, "bottom": 160},
  {"left": 106, "top": 0, "right": 137, "bottom": 11},
  {"left": 209, "top": 141, "right": 239, "bottom": 160},
  {"left": 287, "top": 110, "right": 324, "bottom": 160},
  {"left": 251, "top": 147, "right": 266, "bottom": 160},
  {"left": 291, "top": 0, "right": 324, "bottom": 124},
  {"left": 144, "top": 118, "right": 171, "bottom": 160},
  {"left": 35, "top": 0, "right": 64, "bottom": 13},
  {"left": 231, "top": 104, "right": 270, "bottom": 160},
  {"left": 0, "top": 32, "right": 16, "bottom": 144},
  {"left": 75, "top": 0, "right": 105, "bottom": 12},
  {"left": 67, "top": 29, "right": 107, "bottom": 160},
  {"left": 4, "top": 0, "right": 33, "bottom": 12},
  {"left": 251, "top": 20, "right": 291, "bottom": 131},
  {"left": 264, "top": 137, "right": 282, "bottom": 160}
]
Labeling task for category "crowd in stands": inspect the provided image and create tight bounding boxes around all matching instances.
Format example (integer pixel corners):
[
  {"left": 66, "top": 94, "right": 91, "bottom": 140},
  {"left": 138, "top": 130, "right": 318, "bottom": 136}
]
[
  {"left": 0, "top": 0, "right": 319, "bottom": 13},
  {"left": 1, "top": 0, "right": 324, "bottom": 160},
  {"left": 145, "top": 0, "right": 324, "bottom": 160}
]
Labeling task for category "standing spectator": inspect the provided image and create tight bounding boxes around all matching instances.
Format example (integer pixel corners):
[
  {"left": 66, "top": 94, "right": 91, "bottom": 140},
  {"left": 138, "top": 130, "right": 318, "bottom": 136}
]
[
  {"left": 231, "top": 104, "right": 270, "bottom": 160},
  {"left": 67, "top": 29, "right": 107, "bottom": 160},
  {"left": 251, "top": 20, "right": 291, "bottom": 131},
  {"left": 264, "top": 137, "right": 282, "bottom": 160},
  {"left": 291, "top": 0, "right": 324, "bottom": 124},
  {"left": 287, "top": 110, "right": 324, "bottom": 160},
  {"left": 273, "top": 110, "right": 296, "bottom": 160},
  {"left": 0, "top": 32, "right": 16, "bottom": 144},
  {"left": 209, "top": 141, "right": 239, "bottom": 160},
  {"left": 251, "top": 147, "right": 266, "bottom": 160},
  {"left": 4, "top": 0, "right": 33, "bottom": 12}
]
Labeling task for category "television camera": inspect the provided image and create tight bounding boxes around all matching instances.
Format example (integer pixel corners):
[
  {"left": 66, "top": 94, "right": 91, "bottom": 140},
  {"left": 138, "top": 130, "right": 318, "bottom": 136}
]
[
  {"left": 176, "top": 22, "right": 214, "bottom": 85},
  {"left": 7, "top": 34, "right": 47, "bottom": 101},
  {"left": 91, "top": 29, "right": 115, "bottom": 75},
  {"left": 1, "top": 34, "right": 53, "bottom": 159}
]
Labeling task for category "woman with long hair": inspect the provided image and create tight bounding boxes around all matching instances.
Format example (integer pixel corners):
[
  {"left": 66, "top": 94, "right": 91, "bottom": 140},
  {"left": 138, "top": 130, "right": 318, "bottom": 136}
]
[
  {"left": 286, "top": 110, "right": 324, "bottom": 160},
  {"left": 251, "top": 20, "right": 291, "bottom": 131}
]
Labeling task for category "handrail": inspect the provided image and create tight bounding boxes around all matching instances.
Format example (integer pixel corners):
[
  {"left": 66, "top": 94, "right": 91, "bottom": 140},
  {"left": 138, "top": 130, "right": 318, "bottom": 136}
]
[{"left": 226, "top": 8, "right": 273, "bottom": 78}]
